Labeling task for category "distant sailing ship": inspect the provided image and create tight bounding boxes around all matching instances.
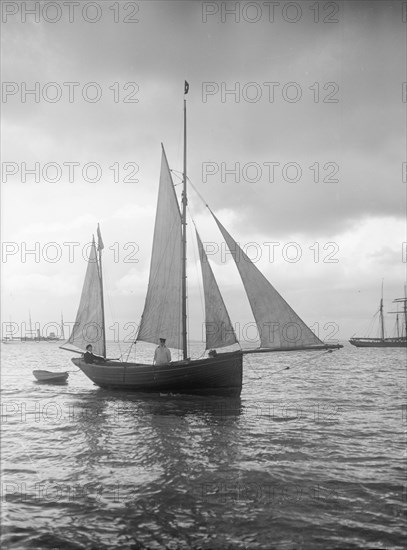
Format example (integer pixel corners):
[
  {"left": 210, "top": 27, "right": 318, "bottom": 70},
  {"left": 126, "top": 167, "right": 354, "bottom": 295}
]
[
  {"left": 61, "top": 84, "right": 341, "bottom": 396},
  {"left": 20, "top": 311, "right": 39, "bottom": 342},
  {"left": 349, "top": 285, "right": 407, "bottom": 348},
  {"left": 21, "top": 312, "right": 66, "bottom": 342},
  {"left": 2, "top": 313, "right": 66, "bottom": 343}
]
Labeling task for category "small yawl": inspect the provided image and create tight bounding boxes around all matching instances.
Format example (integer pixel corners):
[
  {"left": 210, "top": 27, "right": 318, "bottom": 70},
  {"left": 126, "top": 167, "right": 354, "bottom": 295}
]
[
  {"left": 61, "top": 84, "right": 340, "bottom": 396},
  {"left": 349, "top": 285, "right": 407, "bottom": 348}
]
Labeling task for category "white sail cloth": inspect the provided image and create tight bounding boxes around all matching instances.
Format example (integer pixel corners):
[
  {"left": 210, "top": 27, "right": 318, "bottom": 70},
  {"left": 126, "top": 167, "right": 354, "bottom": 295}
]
[
  {"left": 196, "top": 230, "right": 238, "bottom": 349},
  {"left": 63, "top": 238, "right": 105, "bottom": 356},
  {"left": 137, "top": 147, "right": 183, "bottom": 350},
  {"left": 212, "top": 214, "right": 323, "bottom": 349}
]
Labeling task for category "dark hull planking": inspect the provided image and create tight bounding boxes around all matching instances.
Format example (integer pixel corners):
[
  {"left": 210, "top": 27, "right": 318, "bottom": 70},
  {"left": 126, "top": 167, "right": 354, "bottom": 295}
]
[{"left": 72, "top": 351, "right": 243, "bottom": 397}]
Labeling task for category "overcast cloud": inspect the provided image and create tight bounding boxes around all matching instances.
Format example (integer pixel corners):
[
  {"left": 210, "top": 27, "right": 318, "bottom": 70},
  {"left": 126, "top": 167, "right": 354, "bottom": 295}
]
[{"left": 1, "top": 0, "right": 405, "bottom": 342}]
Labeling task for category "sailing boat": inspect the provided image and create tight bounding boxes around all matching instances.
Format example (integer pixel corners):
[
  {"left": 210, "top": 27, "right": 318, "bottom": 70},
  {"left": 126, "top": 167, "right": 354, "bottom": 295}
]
[
  {"left": 349, "top": 285, "right": 407, "bottom": 348},
  {"left": 61, "top": 85, "right": 341, "bottom": 396},
  {"left": 21, "top": 311, "right": 39, "bottom": 342}
]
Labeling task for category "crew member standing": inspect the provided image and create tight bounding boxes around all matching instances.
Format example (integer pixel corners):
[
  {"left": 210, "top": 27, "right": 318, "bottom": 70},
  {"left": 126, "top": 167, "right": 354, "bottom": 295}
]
[{"left": 153, "top": 338, "right": 171, "bottom": 365}]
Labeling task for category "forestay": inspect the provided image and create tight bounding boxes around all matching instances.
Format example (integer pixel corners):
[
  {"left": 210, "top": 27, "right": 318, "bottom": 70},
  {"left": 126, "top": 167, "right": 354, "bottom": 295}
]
[
  {"left": 196, "top": 230, "right": 238, "bottom": 350},
  {"left": 137, "top": 147, "right": 183, "bottom": 350},
  {"left": 212, "top": 214, "right": 324, "bottom": 349}
]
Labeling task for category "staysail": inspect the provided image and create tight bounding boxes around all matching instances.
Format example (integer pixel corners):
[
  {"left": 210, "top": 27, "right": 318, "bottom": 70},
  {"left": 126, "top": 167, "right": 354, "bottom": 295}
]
[
  {"left": 137, "top": 146, "right": 183, "bottom": 350},
  {"left": 196, "top": 229, "right": 238, "bottom": 349},
  {"left": 62, "top": 237, "right": 105, "bottom": 356},
  {"left": 212, "top": 213, "right": 324, "bottom": 349}
]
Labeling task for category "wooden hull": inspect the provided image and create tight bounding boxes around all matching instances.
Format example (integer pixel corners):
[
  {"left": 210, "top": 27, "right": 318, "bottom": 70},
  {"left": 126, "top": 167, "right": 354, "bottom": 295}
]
[
  {"left": 33, "top": 370, "right": 69, "bottom": 383},
  {"left": 349, "top": 338, "right": 407, "bottom": 348},
  {"left": 72, "top": 351, "right": 243, "bottom": 397}
]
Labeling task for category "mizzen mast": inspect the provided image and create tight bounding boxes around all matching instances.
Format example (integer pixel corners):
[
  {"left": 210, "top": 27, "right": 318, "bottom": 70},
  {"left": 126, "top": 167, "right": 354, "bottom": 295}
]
[
  {"left": 97, "top": 224, "right": 107, "bottom": 358},
  {"left": 379, "top": 280, "right": 385, "bottom": 340},
  {"left": 392, "top": 284, "right": 407, "bottom": 338}
]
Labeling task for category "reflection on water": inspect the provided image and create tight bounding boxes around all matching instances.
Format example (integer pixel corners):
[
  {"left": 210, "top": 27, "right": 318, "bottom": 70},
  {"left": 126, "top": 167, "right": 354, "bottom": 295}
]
[{"left": 1, "top": 342, "right": 406, "bottom": 549}]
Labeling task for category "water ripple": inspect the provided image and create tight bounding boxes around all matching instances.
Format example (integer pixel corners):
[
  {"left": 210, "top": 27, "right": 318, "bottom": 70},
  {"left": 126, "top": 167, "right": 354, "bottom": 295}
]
[{"left": 1, "top": 342, "right": 406, "bottom": 549}]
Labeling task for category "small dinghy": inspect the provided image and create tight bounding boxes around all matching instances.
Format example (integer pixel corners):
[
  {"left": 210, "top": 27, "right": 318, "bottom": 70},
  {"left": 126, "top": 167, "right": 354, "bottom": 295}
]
[{"left": 33, "top": 370, "right": 69, "bottom": 384}]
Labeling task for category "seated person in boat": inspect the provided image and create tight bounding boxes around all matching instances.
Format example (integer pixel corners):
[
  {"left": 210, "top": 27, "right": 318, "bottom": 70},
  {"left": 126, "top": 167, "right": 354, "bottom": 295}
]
[
  {"left": 153, "top": 338, "right": 171, "bottom": 365},
  {"left": 83, "top": 344, "right": 106, "bottom": 364}
]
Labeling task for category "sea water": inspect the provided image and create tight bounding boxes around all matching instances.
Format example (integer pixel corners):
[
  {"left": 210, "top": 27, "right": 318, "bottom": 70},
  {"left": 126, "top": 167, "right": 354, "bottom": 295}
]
[{"left": 1, "top": 341, "right": 406, "bottom": 549}]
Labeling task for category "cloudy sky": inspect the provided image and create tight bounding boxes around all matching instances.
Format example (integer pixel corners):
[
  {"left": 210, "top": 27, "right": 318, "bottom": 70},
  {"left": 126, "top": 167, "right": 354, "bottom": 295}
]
[{"left": 1, "top": 0, "right": 406, "bottom": 345}]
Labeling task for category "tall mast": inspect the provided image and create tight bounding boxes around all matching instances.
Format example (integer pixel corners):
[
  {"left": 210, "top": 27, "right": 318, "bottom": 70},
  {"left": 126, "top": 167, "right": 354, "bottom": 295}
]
[
  {"left": 392, "top": 284, "right": 407, "bottom": 338},
  {"left": 61, "top": 312, "right": 65, "bottom": 340},
  {"left": 96, "top": 226, "right": 106, "bottom": 358},
  {"left": 181, "top": 83, "right": 188, "bottom": 359},
  {"left": 379, "top": 280, "right": 384, "bottom": 340}
]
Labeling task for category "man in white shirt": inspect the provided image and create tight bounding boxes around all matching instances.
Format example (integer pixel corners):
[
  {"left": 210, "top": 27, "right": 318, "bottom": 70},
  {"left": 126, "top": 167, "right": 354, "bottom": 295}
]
[{"left": 153, "top": 338, "right": 171, "bottom": 365}]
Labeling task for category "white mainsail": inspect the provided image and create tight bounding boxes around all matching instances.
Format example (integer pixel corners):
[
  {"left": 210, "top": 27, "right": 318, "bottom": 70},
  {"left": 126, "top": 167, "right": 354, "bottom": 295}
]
[
  {"left": 137, "top": 146, "right": 183, "bottom": 350},
  {"left": 212, "top": 213, "right": 324, "bottom": 349},
  {"left": 196, "top": 230, "right": 238, "bottom": 350},
  {"left": 62, "top": 237, "right": 105, "bottom": 356}
]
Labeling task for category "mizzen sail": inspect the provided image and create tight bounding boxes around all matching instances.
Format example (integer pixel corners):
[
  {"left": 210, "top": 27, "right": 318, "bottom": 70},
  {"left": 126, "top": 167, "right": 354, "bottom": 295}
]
[
  {"left": 62, "top": 237, "right": 105, "bottom": 356},
  {"left": 137, "top": 146, "right": 183, "bottom": 350},
  {"left": 212, "top": 213, "right": 323, "bottom": 349},
  {"left": 196, "top": 230, "right": 238, "bottom": 349}
]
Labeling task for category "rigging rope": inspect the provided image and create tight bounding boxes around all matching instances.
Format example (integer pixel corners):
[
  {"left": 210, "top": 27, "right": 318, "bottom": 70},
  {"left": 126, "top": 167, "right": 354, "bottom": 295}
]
[
  {"left": 188, "top": 210, "right": 206, "bottom": 343},
  {"left": 103, "top": 262, "right": 124, "bottom": 359},
  {"left": 247, "top": 348, "right": 338, "bottom": 379}
]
